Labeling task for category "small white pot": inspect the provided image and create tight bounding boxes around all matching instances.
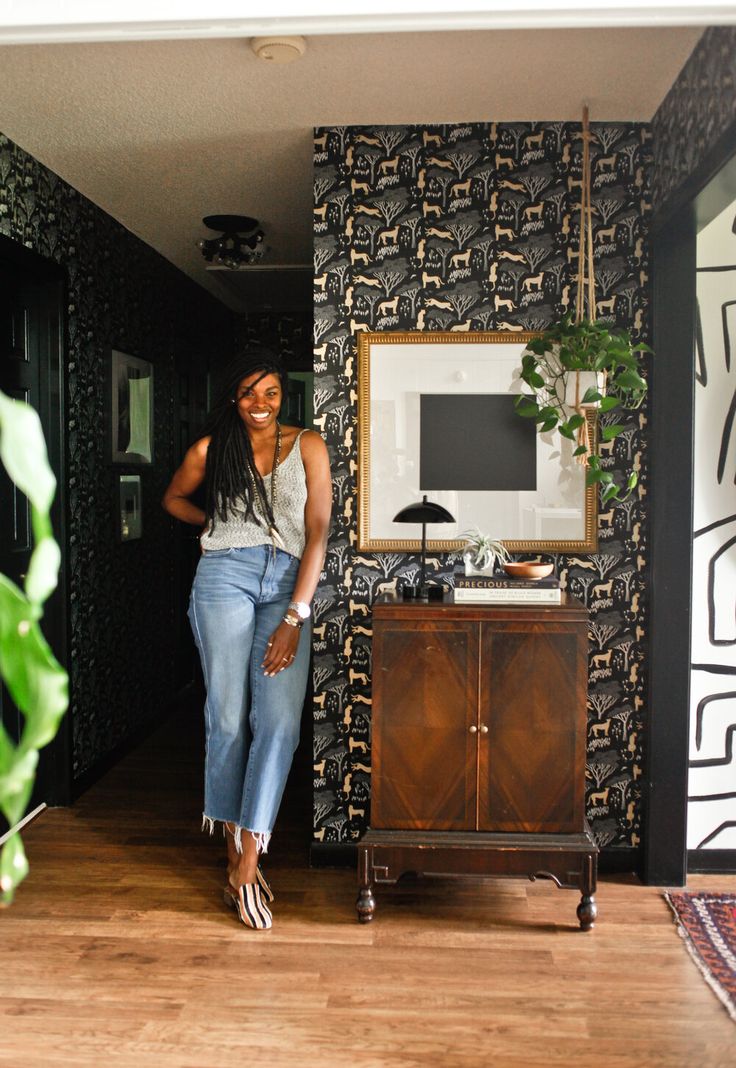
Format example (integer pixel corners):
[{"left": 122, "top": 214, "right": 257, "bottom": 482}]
[
  {"left": 463, "top": 553, "right": 494, "bottom": 577},
  {"left": 564, "top": 371, "right": 606, "bottom": 409}
]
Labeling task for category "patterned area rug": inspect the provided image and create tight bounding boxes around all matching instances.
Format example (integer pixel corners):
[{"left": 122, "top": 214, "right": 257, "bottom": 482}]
[{"left": 665, "top": 892, "right": 736, "bottom": 1021}]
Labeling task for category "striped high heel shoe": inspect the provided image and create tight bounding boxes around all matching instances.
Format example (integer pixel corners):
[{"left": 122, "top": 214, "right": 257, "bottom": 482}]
[
  {"left": 224, "top": 881, "right": 273, "bottom": 930},
  {"left": 256, "top": 865, "right": 274, "bottom": 903}
]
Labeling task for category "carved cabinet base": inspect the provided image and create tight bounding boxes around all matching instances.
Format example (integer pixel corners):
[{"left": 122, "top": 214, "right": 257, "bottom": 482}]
[{"left": 357, "top": 827, "right": 599, "bottom": 930}]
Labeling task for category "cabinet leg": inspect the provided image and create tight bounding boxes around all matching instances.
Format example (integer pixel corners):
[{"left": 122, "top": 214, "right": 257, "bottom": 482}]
[
  {"left": 357, "top": 845, "right": 376, "bottom": 924},
  {"left": 577, "top": 894, "right": 597, "bottom": 931},
  {"left": 577, "top": 852, "right": 597, "bottom": 930},
  {"left": 357, "top": 884, "right": 376, "bottom": 923}
]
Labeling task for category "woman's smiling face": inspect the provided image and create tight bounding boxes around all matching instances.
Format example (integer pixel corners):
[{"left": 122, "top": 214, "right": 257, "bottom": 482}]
[{"left": 235, "top": 371, "right": 282, "bottom": 432}]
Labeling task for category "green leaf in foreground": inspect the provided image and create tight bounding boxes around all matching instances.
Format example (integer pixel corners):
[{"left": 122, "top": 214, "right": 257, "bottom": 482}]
[{"left": 0, "top": 389, "right": 69, "bottom": 906}]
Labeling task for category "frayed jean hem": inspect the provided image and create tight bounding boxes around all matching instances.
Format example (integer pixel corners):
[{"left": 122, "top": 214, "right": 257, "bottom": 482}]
[{"left": 201, "top": 813, "right": 271, "bottom": 855}]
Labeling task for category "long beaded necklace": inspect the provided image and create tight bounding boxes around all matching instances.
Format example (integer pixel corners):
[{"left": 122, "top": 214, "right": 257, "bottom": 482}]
[{"left": 249, "top": 422, "right": 285, "bottom": 555}]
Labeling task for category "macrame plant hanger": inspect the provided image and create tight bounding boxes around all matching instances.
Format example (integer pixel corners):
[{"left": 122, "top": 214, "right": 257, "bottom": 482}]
[{"left": 572, "top": 104, "right": 602, "bottom": 465}]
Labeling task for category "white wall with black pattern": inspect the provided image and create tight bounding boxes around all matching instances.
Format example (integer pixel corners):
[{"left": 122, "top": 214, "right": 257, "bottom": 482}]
[
  {"left": 312, "top": 120, "right": 652, "bottom": 852},
  {"left": 689, "top": 199, "right": 736, "bottom": 850}
]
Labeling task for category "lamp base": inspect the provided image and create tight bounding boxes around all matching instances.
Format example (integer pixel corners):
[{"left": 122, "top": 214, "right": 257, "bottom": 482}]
[
  {"left": 401, "top": 584, "right": 446, "bottom": 602},
  {"left": 401, "top": 584, "right": 424, "bottom": 601}
]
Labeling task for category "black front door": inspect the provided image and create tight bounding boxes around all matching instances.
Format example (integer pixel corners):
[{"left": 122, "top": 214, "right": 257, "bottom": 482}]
[
  {"left": 0, "top": 239, "right": 70, "bottom": 816},
  {"left": 0, "top": 269, "right": 41, "bottom": 584}
]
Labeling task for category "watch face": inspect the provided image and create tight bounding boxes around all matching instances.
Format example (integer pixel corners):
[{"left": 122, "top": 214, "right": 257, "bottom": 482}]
[{"left": 293, "top": 601, "right": 310, "bottom": 619}]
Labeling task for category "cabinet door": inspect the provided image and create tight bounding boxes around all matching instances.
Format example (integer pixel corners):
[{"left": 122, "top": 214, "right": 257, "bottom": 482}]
[
  {"left": 372, "top": 621, "right": 479, "bottom": 830},
  {"left": 478, "top": 622, "right": 587, "bottom": 833}
]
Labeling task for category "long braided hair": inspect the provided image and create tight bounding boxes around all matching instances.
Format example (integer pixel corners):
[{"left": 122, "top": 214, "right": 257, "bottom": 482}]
[{"left": 201, "top": 350, "right": 289, "bottom": 534}]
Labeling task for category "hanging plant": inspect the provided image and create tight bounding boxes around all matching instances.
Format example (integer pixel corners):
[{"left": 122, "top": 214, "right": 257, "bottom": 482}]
[
  {"left": 514, "top": 314, "right": 651, "bottom": 502},
  {"left": 513, "top": 105, "right": 652, "bottom": 504}
]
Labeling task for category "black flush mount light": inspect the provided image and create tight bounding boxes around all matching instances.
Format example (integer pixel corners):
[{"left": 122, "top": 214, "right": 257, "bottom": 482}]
[{"left": 198, "top": 214, "right": 266, "bottom": 268}]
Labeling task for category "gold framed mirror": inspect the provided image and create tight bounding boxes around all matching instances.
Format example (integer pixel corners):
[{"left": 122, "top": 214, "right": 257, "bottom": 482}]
[{"left": 357, "top": 331, "right": 598, "bottom": 554}]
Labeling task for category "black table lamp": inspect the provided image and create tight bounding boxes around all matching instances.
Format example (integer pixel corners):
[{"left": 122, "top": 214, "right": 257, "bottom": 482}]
[{"left": 393, "top": 494, "right": 455, "bottom": 600}]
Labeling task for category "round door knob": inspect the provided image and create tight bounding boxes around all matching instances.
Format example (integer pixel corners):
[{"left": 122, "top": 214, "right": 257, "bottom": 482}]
[
  {"left": 479, "top": 724, "right": 489, "bottom": 734},
  {"left": 468, "top": 724, "right": 478, "bottom": 734}
]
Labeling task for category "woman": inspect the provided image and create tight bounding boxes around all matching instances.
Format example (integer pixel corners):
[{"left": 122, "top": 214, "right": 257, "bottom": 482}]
[{"left": 162, "top": 351, "right": 331, "bottom": 930}]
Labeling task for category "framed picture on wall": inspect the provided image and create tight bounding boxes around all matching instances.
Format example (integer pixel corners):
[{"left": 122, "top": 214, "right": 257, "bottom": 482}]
[
  {"left": 118, "top": 475, "right": 142, "bottom": 541},
  {"left": 111, "top": 350, "right": 154, "bottom": 464},
  {"left": 357, "top": 331, "right": 598, "bottom": 554}
]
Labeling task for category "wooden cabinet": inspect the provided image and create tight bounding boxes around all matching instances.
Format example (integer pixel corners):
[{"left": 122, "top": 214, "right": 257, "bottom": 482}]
[{"left": 357, "top": 594, "right": 598, "bottom": 929}]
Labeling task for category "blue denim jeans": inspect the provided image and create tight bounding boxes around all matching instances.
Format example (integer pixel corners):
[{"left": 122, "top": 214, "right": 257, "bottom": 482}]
[{"left": 187, "top": 545, "right": 311, "bottom": 854}]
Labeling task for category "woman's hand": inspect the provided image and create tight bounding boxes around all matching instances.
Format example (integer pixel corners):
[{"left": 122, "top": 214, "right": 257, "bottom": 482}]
[{"left": 262, "top": 619, "right": 302, "bottom": 677}]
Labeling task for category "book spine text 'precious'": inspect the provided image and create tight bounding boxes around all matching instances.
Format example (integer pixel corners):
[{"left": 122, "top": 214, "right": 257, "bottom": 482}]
[{"left": 453, "top": 588, "right": 561, "bottom": 603}]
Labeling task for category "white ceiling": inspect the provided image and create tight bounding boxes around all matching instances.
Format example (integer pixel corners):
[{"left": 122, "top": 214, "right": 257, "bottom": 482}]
[{"left": 0, "top": 23, "right": 704, "bottom": 310}]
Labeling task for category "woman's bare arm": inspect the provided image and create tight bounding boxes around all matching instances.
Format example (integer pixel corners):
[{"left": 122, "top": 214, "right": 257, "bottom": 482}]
[
  {"left": 289, "top": 430, "right": 332, "bottom": 608},
  {"left": 261, "top": 429, "right": 332, "bottom": 675},
  {"left": 161, "top": 436, "right": 210, "bottom": 527}
]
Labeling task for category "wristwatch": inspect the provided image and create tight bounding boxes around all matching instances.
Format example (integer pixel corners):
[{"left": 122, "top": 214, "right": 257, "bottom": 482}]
[{"left": 288, "top": 600, "right": 311, "bottom": 621}]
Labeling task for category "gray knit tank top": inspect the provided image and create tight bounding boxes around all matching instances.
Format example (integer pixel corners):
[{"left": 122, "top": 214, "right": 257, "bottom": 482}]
[{"left": 201, "top": 429, "right": 308, "bottom": 559}]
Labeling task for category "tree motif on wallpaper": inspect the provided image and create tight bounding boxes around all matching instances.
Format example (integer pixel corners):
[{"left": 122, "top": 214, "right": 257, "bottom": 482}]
[{"left": 313, "top": 120, "right": 652, "bottom": 850}]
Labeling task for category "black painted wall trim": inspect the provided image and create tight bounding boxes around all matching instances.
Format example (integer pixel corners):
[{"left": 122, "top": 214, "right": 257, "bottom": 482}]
[
  {"left": 310, "top": 843, "right": 356, "bottom": 868},
  {"left": 599, "top": 848, "right": 640, "bottom": 875},
  {"left": 687, "top": 849, "right": 736, "bottom": 874},
  {"left": 644, "top": 204, "right": 697, "bottom": 887}
]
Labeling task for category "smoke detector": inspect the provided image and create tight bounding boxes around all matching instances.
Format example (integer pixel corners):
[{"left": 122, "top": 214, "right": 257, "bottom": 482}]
[{"left": 250, "top": 36, "right": 306, "bottom": 64}]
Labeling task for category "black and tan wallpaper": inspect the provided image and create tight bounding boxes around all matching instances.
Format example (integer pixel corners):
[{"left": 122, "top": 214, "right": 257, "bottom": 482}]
[
  {"left": 651, "top": 26, "right": 736, "bottom": 217},
  {"left": 312, "top": 121, "right": 653, "bottom": 851},
  {"left": 235, "top": 307, "right": 312, "bottom": 372},
  {"left": 0, "top": 132, "right": 235, "bottom": 780}
]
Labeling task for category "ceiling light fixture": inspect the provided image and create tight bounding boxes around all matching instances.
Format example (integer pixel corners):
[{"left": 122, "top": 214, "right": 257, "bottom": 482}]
[
  {"left": 250, "top": 36, "right": 307, "bottom": 64},
  {"left": 197, "top": 214, "right": 266, "bottom": 269}
]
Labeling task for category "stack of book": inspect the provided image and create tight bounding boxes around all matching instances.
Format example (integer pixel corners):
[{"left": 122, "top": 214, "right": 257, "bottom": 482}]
[{"left": 453, "top": 572, "right": 561, "bottom": 604}]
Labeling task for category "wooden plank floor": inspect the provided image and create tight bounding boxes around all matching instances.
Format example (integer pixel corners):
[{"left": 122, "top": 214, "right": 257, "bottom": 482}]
[{"left": 1, "top": 705, "right": 734, "bottom": 1068}]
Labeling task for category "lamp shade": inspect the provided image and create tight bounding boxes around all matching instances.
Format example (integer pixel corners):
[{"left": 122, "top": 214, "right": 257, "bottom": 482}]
[{"left": 393, "top": 499, "right": 455, "bottom": 525}]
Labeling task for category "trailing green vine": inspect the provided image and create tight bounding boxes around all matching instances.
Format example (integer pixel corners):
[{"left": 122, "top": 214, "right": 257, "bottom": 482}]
[
  {"left": 514, "top": 314, "right": 651, "bottom": 503},
  {"left": 0, "top": 390, "right": 68, "bottom": 906}
]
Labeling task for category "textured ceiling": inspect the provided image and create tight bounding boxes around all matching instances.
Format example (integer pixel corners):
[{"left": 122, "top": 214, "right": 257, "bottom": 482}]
[{"left": 0, "top": 26, "right": 702, "bottom": 310}]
